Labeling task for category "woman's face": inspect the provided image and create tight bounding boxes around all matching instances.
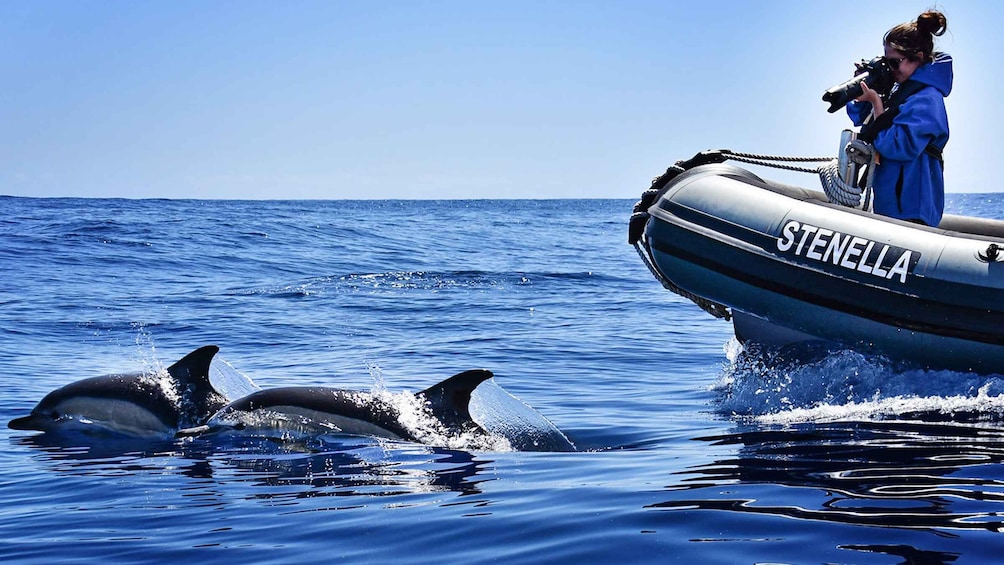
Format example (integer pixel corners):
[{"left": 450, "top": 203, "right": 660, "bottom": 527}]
[{"left": 884, "top": 44, "right": 922, "bottom": 83}]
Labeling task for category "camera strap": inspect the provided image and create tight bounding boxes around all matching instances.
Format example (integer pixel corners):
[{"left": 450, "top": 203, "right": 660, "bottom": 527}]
[
  {"left": 858, "top": 80, "right": 924, "bottom": 141},
  {"left": 858, "top": 80, "right": 944, "bottom": 167}
]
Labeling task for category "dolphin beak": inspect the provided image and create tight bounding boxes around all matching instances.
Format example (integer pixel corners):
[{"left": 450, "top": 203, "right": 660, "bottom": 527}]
[{"left": 8, "top": 414, "right": 51, "bottom": 431}]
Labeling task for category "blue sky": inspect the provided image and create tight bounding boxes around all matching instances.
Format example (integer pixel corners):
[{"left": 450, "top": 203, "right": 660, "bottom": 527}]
[{"left": 2, "top": 0, "right": 1000, "bottom": 199}]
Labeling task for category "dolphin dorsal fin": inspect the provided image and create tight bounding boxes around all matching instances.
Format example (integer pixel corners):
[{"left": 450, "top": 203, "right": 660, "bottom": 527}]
[
  {"left": 417, "top": 369, "right": 494, "bottom": 429},
  {"left": 166, "top": 345, "right": 219, "bottom": 388},
  {"left": 166, "top": 345, "right": 228, "bottom": 428}
]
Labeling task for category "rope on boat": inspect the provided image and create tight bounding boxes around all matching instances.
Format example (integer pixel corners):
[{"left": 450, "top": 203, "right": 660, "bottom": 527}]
[
  {"left": 718, "top": 147, "right": 875, "bottom": 210},
  {"left": 628, "top": 142, "right": 879, "bottom": 321},
  {"left": 717, "top": 150, "right": 832, "bottom": 173},
  {"left": 818, "top": 160, "right": 864, "bottom": 207},
  {"left": 632, "top": 242, "right": 732, "bottom": 320}
]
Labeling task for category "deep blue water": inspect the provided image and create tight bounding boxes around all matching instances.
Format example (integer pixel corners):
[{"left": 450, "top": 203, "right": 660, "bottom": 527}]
[{"left": 4, "top": 194, "right": 1004, "bottom": 563}]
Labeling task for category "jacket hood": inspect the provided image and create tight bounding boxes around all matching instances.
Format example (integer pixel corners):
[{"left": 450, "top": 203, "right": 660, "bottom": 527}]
[{"left": 908, "top": 52, "right": 953, "bottom": 97}]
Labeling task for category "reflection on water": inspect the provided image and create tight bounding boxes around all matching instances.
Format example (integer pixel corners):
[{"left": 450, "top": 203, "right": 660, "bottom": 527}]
[
  {"left": 648, "top": 420, "right": 1004, "bottom": 532},
  {"left": 208, "top": 439, "right": 492, "bottom": 502},
  {"left": 839, "top": 544, "right": 959, "bottom": 564},
  {"left": 15, "top": 432, "right": 493, "bottom": 503}
]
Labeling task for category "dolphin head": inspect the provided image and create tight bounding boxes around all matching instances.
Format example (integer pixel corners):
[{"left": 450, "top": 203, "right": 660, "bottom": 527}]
[
  {"left": 7, "top": 373, "right": 179, "bottom": 434},
  {"left": 9, "top": 387, "right": 67, "bottom": 431},
  {"left": 8, "top": 411, "right": 59, "bottom": 432}
]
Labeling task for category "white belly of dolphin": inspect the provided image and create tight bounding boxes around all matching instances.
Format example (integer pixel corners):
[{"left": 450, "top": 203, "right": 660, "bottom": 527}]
[
  {"left": 214, "top": 406, "right": 406, "bottom": 440},
  {"left": 52, "top": 398, "right": 173, "bottom": 436}
]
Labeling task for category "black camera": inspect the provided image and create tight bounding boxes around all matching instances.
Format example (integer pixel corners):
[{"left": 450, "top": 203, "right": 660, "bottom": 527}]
[{"left": 822, "top": 56, "right": 896, "bottom": 113}]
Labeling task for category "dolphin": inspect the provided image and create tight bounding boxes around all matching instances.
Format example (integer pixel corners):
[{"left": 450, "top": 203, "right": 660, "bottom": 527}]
[
  {"left": 182, "top": 369, "right": 577, "bottom": 452},
  {"left": 8, "top": 345, "right": 229, "bottom": 436},
  {"left": 183, "top": 369, "right": 499, "bottom": 443}
]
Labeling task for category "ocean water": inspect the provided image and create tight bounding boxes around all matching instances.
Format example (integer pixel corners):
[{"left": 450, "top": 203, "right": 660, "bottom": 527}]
[{"left": 3, "top": 194, "right": 1004, "bottom": 563}]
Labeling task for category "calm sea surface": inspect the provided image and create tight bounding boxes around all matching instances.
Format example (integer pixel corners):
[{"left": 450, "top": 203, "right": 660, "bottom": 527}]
[{"left": 3, "top": 194, "right": 1004, "bottom": 563}]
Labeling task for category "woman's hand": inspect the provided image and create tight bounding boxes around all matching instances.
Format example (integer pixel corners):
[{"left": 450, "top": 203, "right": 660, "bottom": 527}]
[{"left": 855, "top": 83, "right": 885, "bottom": 117}]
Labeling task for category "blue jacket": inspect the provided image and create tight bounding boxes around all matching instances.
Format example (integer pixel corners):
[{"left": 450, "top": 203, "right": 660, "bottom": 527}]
[{"left": 847, "top": 53, "right": 952, "bottom": 226}]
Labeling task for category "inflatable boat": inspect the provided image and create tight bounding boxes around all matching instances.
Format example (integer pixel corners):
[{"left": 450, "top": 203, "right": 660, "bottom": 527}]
[{"left": 629, "top": 150, "right": 1004, "bottom": 374}]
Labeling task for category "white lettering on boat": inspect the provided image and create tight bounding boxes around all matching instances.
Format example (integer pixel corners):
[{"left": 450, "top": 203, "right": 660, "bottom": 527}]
[{"left": 776, "top": 220, "right": 917, "bottom": 283}]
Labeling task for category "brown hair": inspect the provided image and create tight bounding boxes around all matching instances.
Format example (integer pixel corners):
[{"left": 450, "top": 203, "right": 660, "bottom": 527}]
[{"left": 884, "top": 10, "right": 948, "bottom": 63}]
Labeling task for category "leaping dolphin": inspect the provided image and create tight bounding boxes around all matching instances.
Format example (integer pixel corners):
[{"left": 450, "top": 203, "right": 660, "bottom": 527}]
[
  {"left": 182, "top": 369, "right": 496, "bottom": 444},
  {"left": 182, "top": 369, "right": 577, "bottom": 452},
  {"left": 8, "top": 345, "right": 229, "bottom": 436}
]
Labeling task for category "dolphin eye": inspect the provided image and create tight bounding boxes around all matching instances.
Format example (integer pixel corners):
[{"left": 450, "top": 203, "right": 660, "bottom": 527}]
[{"left": 46, "top": 410, "right": 60, "bottom": 420}]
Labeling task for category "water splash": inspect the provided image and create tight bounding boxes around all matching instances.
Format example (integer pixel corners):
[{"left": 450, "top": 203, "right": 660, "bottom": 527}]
[
  {"left": 131, "top": 323, "right": 164, "bottom": 375},
  {"left": 367, "top": 363, "right": 387, "bottom": 393},
  {"left": 209, "top": 356, "right": 261, "bottom": 401},
  {"left": 714, "top": 338, "right": 1004, "bottom": 425},
  {"left": 382, "top": 389, "right": 514, "bottom": 452},
  {"left": 469, "top": 381, "right": 576, "bottom": 452}
]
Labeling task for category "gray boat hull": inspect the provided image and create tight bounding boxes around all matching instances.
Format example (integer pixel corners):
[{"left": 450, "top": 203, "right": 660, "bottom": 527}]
[{"left": 635, "top": 163, "right": 1004, "bottom": 374}]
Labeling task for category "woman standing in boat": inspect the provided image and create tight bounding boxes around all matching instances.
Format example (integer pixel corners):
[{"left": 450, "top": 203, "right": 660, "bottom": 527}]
[{"left": 847, "top": 10, "right": 952, "bottom": 227}]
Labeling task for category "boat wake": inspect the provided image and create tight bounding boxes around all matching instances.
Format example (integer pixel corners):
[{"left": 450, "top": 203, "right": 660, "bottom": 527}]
[{"left": 713, "top": 338, "right": 1004, "bottom": 425}]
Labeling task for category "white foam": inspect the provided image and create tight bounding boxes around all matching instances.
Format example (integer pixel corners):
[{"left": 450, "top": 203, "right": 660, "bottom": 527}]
[
  {"left": 715, "top": 340, "right": 1004, "bottom": 425},
  {"left": 383, "top": 389, "right": 515, "bottom": 452},
  {"left": 756, "top": 385, "right": 1004, "bottom": 425}
]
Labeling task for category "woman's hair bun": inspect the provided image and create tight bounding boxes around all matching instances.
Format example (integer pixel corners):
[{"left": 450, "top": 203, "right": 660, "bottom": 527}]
[{"left": 917, "top": 10, "right": 948, "bottom": 37}]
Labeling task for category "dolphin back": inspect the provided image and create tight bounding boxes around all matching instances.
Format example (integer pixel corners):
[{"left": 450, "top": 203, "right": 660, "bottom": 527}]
[{"left": 417, "top": 369, "right": 494, "bottom": 431}]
